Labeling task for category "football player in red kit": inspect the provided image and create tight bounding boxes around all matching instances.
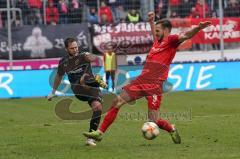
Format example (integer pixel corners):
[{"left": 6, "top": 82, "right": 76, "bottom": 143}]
[{"left": 83, "top": 11, "right": 211, "bottom": 143}]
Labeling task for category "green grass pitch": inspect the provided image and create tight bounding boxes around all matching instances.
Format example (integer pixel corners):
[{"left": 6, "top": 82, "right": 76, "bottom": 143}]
[{"left": 0, "top": 90, "right": 240, "bottom": 159}]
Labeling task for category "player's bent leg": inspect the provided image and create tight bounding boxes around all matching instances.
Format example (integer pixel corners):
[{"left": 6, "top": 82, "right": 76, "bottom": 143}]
[
  {"left": 146, "top": 95, "right": 181, "bottom": 144},
  {"left": 83, "top": 90, "right": 135, "bottom": 141}
]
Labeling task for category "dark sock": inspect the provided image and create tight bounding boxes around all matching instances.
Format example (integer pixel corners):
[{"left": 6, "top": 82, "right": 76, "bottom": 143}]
[{"left": 89, "top": 110, "right": 102, "bottom": 132}]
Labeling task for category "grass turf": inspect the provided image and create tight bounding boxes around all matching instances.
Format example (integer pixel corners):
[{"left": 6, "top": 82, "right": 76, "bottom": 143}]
[{"left": 0, "top": 90, "right": 240, "bottom": 159}]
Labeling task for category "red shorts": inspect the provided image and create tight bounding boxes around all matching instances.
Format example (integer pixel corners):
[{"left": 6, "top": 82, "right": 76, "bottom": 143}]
[{"left": 122, "top": 77, "right": 164, "bottom": 100}]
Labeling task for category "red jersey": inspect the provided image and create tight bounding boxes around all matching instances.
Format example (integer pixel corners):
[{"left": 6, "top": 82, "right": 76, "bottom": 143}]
[{"left": 140, "top": 35, "right": 180, "bottom": 80}]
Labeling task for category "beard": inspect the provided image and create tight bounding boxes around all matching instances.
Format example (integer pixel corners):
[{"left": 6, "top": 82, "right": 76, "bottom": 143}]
[{"left": 157, "top": 35, "right": 164, "bottom": 41}]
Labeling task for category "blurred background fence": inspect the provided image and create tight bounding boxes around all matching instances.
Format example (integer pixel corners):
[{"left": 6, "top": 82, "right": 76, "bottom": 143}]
[{"left": 0, "top": 0, "right": 240, "bottom": 70}]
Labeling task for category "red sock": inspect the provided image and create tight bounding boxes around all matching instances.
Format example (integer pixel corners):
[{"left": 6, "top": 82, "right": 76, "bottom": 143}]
[
  {"left": 99, "top": 107, "right": 119, "bottom": 133},
  {"left": 156, "top": 119, "right": 173, "bottom": 132}
]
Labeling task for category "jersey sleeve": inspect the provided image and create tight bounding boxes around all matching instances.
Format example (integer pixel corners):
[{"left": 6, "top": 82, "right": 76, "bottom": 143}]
[
  {"left": 168, "top": 35, "right": 181, "bottom": 48},
  {"left": 57, "top": 59, "right": 65, "bottom": 76}
]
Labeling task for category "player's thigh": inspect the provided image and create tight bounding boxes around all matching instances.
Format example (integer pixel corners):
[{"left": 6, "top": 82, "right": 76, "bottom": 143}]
[
  {"left": 112, "top": 89, "right": 136, "bottom": 108},
  {"left": 75, "top": 86, "right": 102, "bottom": 105},
  {"left": 75, "top": 95, "right": 89, "bottom": 102}
]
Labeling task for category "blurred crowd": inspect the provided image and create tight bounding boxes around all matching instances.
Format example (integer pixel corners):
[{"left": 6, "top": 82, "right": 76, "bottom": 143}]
[{"left": 0, "top": 0, "right": 240, "bottom": 28}]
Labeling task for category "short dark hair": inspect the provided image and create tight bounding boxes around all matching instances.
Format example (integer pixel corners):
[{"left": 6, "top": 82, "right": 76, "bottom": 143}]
[
  {"left": 64, "top": 37, "right": 77, "bottom": 48},
  {"left": 155, "top": 19, "right": 172, "bottom": 31}
]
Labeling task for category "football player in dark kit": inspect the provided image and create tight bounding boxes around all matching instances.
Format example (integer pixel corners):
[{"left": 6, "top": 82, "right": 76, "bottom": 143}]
[{"left": 47, "top": 37, "right": 107, "bottom": 146}]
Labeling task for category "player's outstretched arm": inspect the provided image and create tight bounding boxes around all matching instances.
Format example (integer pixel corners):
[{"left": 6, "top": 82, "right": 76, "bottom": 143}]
[
  {"left": 148, "top": 11, "right": 157, "bottom": 41},
  {"left": 47, "top": 74, "right": 63, "bottom": 101},
  {"left": 179, "top": 21, "right": 212, "bottom": 43}
]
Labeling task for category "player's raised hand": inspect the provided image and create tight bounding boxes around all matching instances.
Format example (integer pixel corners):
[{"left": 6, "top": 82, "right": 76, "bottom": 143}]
[
  {"left": 148, "top": 11, "right": 155, "bottom": 22},
  {"left": 199, "top": 21, "right": 211, "bottom": 29}
]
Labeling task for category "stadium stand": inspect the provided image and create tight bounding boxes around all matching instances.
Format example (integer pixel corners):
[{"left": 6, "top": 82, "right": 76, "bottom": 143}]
[{"left": 0, "top": 0, "right": 239, "bottom": 26}]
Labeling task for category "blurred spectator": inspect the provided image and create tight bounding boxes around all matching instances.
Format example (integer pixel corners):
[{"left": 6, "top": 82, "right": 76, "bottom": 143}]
[
  {"left": 87, "top": 7, "right": 98, "bottom": 24},
  {"left": 124, "top": 0, "right": 140, "bottom": 10},
  {"left": 58, "top": 0, "right": 68, "bottom": 24},
  {"left": 68, "top": 0, "right": 82, "bottom": 23},
  {"left": 170, "top": 11, "right": 180, "bottom": 18},
  {"left": 15, "top": 0, "right": 29, "bottom": 26},
  {"left": 224, "top": 0, "right": 240, "bottom": 17},
  {"left": 126, "top": 9, "right": 142, "bottom": 23},
  {"left": 154, "top": 0, "right": 168, "bottom": 20},
  {"left": 179, "top": 0, "right": 196, "bottom": 18},
  {"left": 107, "top": 0, "right": 126, "bottom": 23},
  {"left": 209, "top": 0, "right": 227, "bottom": 17},
  {"left": 189, "top": 6, "right": 198, "bottom": 18},
  {"left": 107, "top": 0, "right": 119, "bottom": 20},
  {"left": 99, "top": 1, "right": 113, "bottom": 24},
  {"left": 170, "top": 0, "right": 180, "bottom": 17},
  {"left": 140, "top": 0, "right": 154, "bottom": 21},
  {"left": 85, "top": 0, "right": 98, "bottom": 9},
  {"left": 0, "top": 14, "right": 2, "bottom": 28},
  {"left": 0, "top": 0, "right": 7, "bottom": 27},
  {"left": 46, "top": 0, "right": 59, "bottom": 25},
  {"left": 28, "top": 0, "right": 43, "bottom": 25},
  {"left": 103, "top": 46, "right": 117, "bottom": 91},
  {"left": 28, "top": 0, "right": 42, "bottom": 9},
  {"left": 115, "top": 4, "right": 126, "bottom": 22},
  {"left": 28, "top": 0, "right": 43, "bottom": 24},
  {"left": 190, "top": 0, "right": 210, "bottom": 18},
  {"left": 100, "top": 14, "right": 110, "bottom": 25}
]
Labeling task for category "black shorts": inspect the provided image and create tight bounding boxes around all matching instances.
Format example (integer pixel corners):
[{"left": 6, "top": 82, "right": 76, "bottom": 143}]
[{"left": 71, "top": 84, "right": 102, "bottom": 106}]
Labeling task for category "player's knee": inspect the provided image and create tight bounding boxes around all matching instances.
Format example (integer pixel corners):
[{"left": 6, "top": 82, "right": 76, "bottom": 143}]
[
  {"left": 91, "top": 101, "right": 103, "bottom": 111},
  {"left": 112, "top": 97, "right": 119, "bottom": 105},
  {"left": 111, "top": 97, "right": 123, "bottom": 108}
]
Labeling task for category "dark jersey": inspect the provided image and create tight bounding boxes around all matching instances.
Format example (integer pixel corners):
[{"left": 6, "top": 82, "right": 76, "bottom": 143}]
[
  {"left": 57, "top": 52, "right": 102, "bottom": 104},
  {"left": 57, "top": 52, "right": 95, "bottom": 85}
]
